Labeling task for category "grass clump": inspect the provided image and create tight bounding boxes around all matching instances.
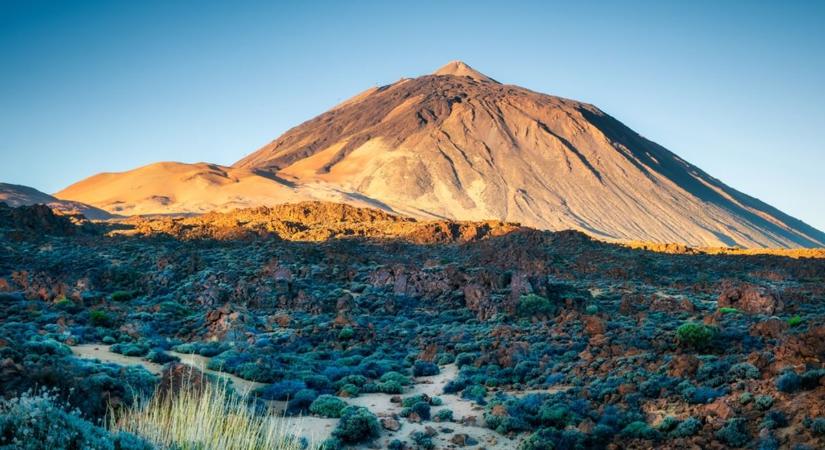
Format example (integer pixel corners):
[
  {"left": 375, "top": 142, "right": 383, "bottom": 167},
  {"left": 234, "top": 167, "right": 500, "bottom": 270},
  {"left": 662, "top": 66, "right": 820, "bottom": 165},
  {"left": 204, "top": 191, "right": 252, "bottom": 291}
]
[{"left": 110, "top": 375, "right": 311, "bottom": 450}]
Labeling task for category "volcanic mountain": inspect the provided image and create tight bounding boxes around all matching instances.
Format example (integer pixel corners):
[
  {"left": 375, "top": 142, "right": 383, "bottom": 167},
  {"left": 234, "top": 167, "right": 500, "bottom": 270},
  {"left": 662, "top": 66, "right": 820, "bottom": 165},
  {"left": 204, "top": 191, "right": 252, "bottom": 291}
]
[{"left": 56, "top": 61, "right": 825, "bottom": 248}]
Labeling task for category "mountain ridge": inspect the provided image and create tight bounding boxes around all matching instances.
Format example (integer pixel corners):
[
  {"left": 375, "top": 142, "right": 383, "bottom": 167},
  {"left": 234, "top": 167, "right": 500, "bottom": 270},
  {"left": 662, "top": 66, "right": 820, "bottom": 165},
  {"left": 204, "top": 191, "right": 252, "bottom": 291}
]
[{"left": 55, "top": 62, "right": 825, "bottom": 248}]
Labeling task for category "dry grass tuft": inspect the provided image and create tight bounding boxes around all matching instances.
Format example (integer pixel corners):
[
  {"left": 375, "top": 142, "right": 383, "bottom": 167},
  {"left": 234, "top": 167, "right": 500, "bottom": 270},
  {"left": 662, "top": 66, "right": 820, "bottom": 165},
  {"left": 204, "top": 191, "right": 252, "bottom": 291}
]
[{"left": 110, "top": 371, "right": 314, "bottom": 450}]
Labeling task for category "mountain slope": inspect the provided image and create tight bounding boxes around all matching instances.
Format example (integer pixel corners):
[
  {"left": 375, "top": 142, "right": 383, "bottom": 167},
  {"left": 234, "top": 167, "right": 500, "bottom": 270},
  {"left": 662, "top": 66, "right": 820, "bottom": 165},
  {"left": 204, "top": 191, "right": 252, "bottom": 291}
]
[
  {"left": 57, "top": 62, "right": 825, "bottom": 248},
  {"left": 54, "top": 162, "right": 388, "bottom": 216},
  {"left": 0, "top": 183, "right": 114, "bottom": 220}
]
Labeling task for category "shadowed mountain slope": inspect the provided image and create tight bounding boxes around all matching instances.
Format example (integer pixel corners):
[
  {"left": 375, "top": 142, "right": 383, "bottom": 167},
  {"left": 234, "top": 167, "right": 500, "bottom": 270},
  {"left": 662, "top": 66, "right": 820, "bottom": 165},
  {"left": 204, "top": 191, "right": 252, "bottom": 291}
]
[{"left": 0, "top": 183, "right": 113, "bottom": 220}]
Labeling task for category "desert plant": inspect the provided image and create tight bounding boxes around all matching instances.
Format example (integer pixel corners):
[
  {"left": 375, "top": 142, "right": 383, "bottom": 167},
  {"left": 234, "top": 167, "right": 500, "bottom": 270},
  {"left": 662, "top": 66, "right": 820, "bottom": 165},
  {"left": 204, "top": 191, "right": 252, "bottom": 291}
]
[
  {"left": 787, "top": 315, "right": 803, "bottom": 327},
  {"left": 309, "top": 395, "right": 347, "bottom": 418},
  {"left": 412, "top": 360, "right": 439, "bottom": 377},
  {"left": 0, "top": 389, "right": 151, "bottom": 450},
  {"left": 331, "top": 406, "right": 380, "bottom": 444},
  {"left": 90, "top": 309, "right": 114, "bottom": 327},
  {"left": 775, "top": 371, "right": 801, "bottom": 393},
  {"left": 110, "top": 376, "right": 311, "bottom": 450},
  {"left": 518, "top": 294, "right": 555, "bottom": 317},
  {"left": 676, "top": 322, "right": 717, "bottom": 350}
]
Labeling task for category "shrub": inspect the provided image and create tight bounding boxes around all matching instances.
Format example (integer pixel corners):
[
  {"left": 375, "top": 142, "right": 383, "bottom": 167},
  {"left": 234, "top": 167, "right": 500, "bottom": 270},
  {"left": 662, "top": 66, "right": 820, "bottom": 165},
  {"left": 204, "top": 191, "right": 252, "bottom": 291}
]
[
  {"left": 787, "top": 315, "right": 803, "bottom": 327},
  {"left": 286, "top": 389, "right": 318, "bottom": 414},
  {"left": 304, "top": 374, "right": 332, "bottom": 392},
  {"left": 808, "top": 417, "right": 825, "bottom": 436},
  {"left": 518, "top": 294, "right": 556, "bottom": 317},
  {"left": 23, "top": 338, "right": 72, "bottom": 356},
  {"left": 332, "top": 406, "right": 380, "bottom": 444},
  {"left": 657, "top": 416, "right": 679, "bottom": 432},
  {"left": 146, "top": 349, "right": 179, "bottom": 364},
  {"left": 410, "top": 431, "right": 435, "bottom": 449},
  {"left": 715, "top": 418, "right": 750, "bottom": 447},
  {"left": 0, "top": 390, "right": 151, "bottom": 450},
  {"left": 688, "top": 386, "right": 725, "bottom": 404},
  {"left": 454, "top": 352, "right": 477, "bottom": 368},
  {"left": 718, "top": 307, "right": 739, "bottom": 314},
  {"left": 585, "top": 304, "right": 599, "bottom": 315},
  {"left": 755, "top": 395, "right": 774, "bottom": 410},
  {"left": 671, "top": 417, "right": 702, "bottom": 437},
  {"left": 339, "top": 384, "right": 360, "bottom": 397},
  {"left": 338, "top": 327, "right": 354, "bottom": 341},
  {"left": 776, "top": 371, "right": 801, "bottom": 393},
  {"left": 309, "top": 395, "right": 347, "bottom": 418},
  {"left": 379, "top": 371, "right": 411, "bottom": 385},
  {"left": 621, "top": 421, "right": 660, "bottom": 440},
  {"left": 256, "top": 380, "right": 306, "bottom": 401},
  {"left": 801, "top": 368, "right": 825, "bottom": 390},
  {"left": 461, "top": 384, "right": 487, "bottom": 404},
  {"left": 376, "top": 380, "right": 403, "bottom": 394},
  {"left": 676, "top": 322, "right": 718, "bottom": 350},
  {"left": 90, "top": 309, "right": 113, "bottom": 327},
  {"left": 728, "top": 362, "right": 760, "bottom": 381},
  {"left": 409, "top": 401, "right": 431, "bottom": 420},
  {"left": 110, "top": 290, "right": 136, "bottom": 302},
  {"left": 761, "top": 410, "right": 787, "bottom": 429},
  {"left": 412, "top": 360, "right": 439, "bottom": 377},
  {"left": 434, "top": 409, "right": 453, "bottom": 422}
]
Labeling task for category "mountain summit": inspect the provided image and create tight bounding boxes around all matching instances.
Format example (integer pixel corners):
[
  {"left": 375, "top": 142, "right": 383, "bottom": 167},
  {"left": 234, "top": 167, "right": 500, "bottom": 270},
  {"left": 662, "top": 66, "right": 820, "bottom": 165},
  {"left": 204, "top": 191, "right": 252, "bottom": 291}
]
[
  {"left": 432, "top": 60, "right": 498, "bottom": 83},
  {"left": 57, "top": 63, "right": 825, "bottom": 248}
]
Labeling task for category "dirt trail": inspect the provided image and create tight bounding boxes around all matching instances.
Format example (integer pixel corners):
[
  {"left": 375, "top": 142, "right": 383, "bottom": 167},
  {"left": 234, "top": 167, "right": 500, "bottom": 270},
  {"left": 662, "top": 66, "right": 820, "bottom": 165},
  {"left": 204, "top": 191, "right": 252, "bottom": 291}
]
[{"left": 70, "top": 345, "right": 522, "bottom": 448}]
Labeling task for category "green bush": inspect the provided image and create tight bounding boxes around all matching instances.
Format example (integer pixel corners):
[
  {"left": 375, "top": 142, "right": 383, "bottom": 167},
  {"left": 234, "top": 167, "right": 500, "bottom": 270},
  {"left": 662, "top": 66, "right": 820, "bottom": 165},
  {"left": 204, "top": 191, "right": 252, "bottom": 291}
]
[
  {"left": 376, "top": 380, "right": 403, "bottom": 394},
  {"left": 517, "top": 294, "right": 556, "bottom": 317},
  {"left": 110, "top": 290, "right": 136, "bottom": 302},
  {"left": 89, "top": 309, "right": 113, "bottom": 327},
  {"left": 338, "top": 327, "right": 354, "bottom": 341},
  {"left": 309, "top": 395, "right": 347, "bottom": 418},
  {"left": 718, "top": 307, "right": 739, "bottom": 314},
  {"left": 676, "top": 322, "right": 717, "bottom": 350},
  {"left": 787, "top": 315, "right": 803, "bottom": 327},
  {"left": 332, "top": 406, "right": 380, "bottom": 444},
  {"left": 621, "top": 421, "right": 661, "bottom": 440},
  {"left": 339, "top": 384, "right": 360, "bottom": 397},
  {"left": 434, "top": 409, "right": 453, "bottom": 422}
]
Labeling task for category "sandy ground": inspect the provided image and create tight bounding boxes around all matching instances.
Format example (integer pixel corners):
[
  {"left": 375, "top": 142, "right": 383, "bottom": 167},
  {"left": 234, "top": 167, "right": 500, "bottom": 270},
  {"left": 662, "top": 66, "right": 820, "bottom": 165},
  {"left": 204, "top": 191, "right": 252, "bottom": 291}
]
[{"left": 70, "top": 345, "right": 524, "bottom": 448}]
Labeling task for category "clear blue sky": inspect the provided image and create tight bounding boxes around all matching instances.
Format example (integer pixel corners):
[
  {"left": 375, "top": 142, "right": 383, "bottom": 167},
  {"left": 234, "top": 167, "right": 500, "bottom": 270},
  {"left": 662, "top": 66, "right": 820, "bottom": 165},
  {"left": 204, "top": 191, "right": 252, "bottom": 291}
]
[{"left": 1, "top": 1, "right": 823, "bottom": 230}]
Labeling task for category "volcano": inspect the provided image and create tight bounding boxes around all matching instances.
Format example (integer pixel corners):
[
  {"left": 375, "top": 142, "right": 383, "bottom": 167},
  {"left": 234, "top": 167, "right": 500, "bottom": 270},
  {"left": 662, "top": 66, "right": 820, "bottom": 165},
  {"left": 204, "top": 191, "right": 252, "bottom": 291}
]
[{"left": 57, "top": 62, "right": 825, "bottom": 248}]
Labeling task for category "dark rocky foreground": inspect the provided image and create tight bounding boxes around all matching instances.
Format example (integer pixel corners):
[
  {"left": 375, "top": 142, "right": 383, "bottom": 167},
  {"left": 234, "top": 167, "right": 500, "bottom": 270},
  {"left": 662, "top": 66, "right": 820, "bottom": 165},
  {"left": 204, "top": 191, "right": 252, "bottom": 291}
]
[{"left": 0, "top": 202, "right": 823, "bottom": 449}]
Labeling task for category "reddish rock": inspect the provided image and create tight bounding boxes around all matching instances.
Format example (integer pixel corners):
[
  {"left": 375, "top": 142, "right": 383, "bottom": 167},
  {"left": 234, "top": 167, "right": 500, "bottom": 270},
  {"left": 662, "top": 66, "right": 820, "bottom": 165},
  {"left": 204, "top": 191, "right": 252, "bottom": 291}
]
[
  {"left": 718, "top": 283, "right": 782, "bottom": 314},
  {"left": 750, "top": 318, "right": 787, "bottom": 339},
  {"left": 669, "top": 354, "right": 700, "bottom": 378},
  {"left": 583, "top": 315, "right": 606, "bottom": 335}
]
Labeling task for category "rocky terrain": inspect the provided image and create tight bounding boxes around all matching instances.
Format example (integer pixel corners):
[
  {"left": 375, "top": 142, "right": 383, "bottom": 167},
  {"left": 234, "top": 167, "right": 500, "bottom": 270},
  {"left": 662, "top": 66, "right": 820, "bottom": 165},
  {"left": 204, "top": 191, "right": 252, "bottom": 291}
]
[
  {"left": 0, "top": 201, "right": 823, "bottom": 449},
  {"left": 56, "top": 62, "right": 825, "bottom": 248}
]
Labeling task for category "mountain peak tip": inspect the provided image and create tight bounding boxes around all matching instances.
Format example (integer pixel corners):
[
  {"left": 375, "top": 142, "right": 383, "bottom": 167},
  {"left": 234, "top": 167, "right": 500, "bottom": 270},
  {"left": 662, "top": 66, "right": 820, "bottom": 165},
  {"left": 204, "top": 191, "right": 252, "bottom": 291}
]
[{"left": 432, "top": 61, "right": 498, "bottom": 83}]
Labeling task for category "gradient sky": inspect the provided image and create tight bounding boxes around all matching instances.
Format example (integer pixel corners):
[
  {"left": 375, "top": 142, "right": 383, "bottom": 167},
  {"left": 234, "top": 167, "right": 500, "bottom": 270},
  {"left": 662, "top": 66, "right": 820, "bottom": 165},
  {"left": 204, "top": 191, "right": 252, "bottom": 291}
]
[{"left": 1, "top": 1, "right": 824, "bottom": 230}]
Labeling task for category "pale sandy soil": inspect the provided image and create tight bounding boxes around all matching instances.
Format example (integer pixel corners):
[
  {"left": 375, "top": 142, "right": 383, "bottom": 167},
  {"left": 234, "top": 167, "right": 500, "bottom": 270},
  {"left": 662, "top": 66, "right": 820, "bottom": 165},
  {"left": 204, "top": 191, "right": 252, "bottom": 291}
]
[{"left": 70, "top": 345, "right": 524, "bottom": 448}]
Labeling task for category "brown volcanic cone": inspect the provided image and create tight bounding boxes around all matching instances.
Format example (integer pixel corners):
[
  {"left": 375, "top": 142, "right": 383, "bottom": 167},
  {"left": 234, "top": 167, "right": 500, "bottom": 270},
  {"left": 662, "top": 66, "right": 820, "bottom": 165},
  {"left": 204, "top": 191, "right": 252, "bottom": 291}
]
[
  {"left": 59, "top": 62, "right": 824, "bottom": 248},
  {"left": 233, "top": 61, "right": 824, "bottom": 248}
]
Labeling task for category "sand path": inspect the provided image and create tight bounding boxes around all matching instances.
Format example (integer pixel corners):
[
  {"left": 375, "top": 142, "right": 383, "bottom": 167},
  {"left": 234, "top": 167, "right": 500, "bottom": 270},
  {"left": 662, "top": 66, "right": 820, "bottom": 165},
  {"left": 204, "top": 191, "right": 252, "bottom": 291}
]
[{"left": 70, "top": 345, "right": 526, "bottom": 448}]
